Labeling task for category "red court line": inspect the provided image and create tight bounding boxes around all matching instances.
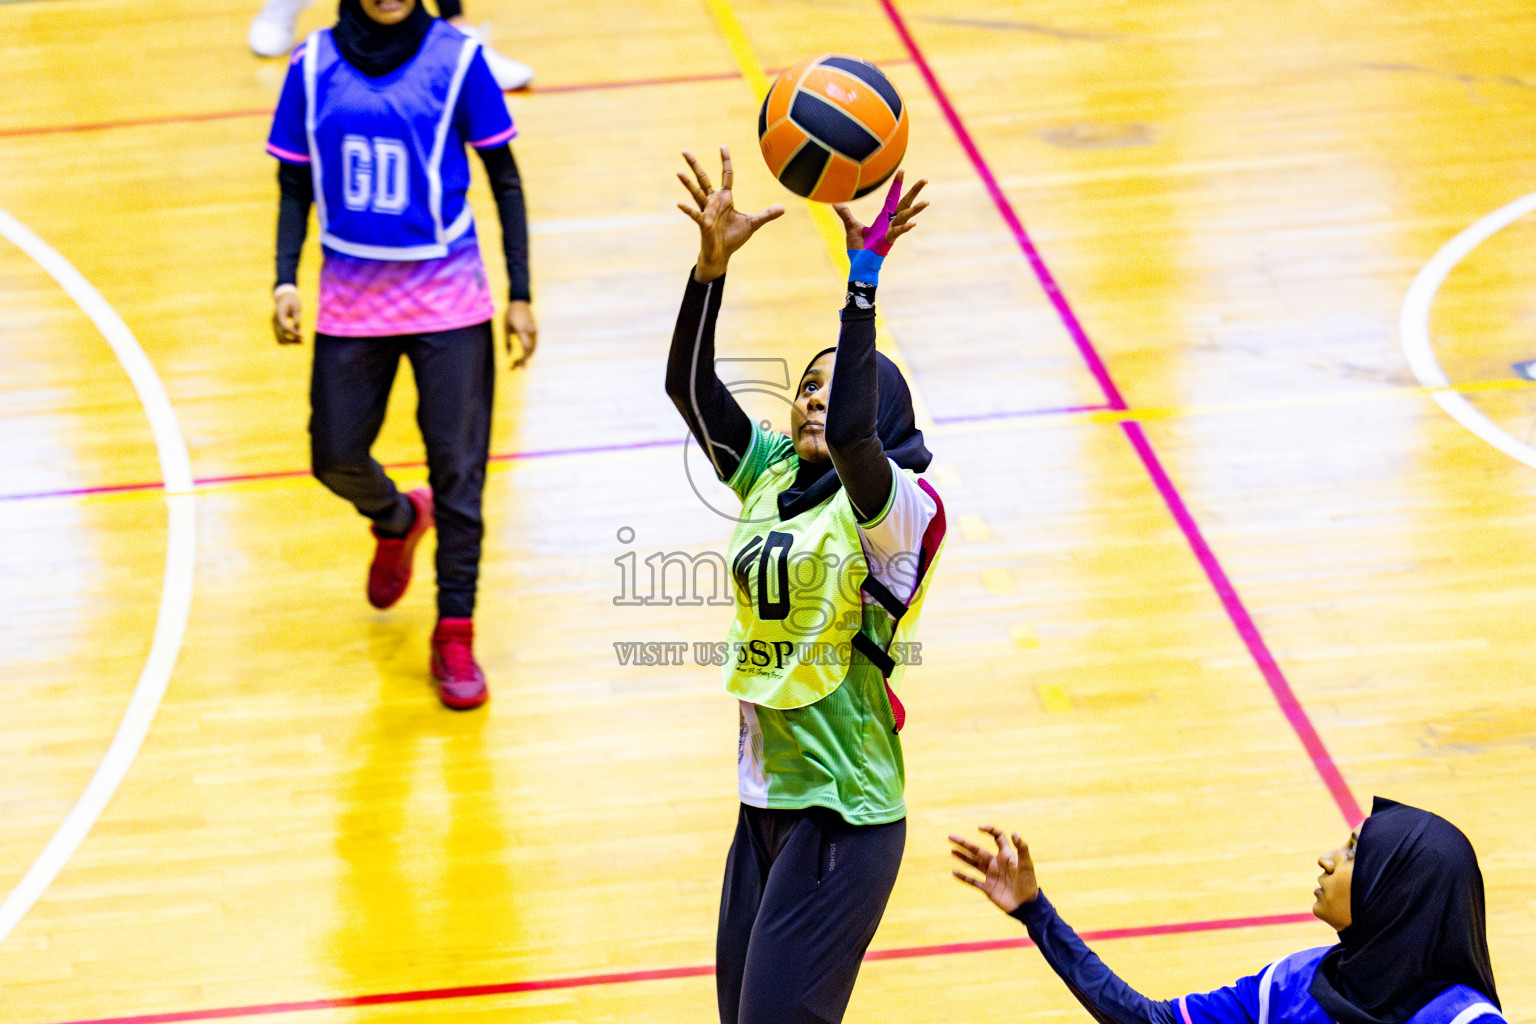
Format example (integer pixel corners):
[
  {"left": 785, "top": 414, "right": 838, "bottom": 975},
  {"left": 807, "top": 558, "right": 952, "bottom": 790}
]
[
  {"left": 42, "top": 911, "right": 1317, "bottom": 1024},
  {"left": 875, "top": 0, "right": 1363, "bottom": 826},
  {"left": 0, "top": 107, "right": 276, "bottom": 140},
  {"left": 0, "top": 60, "right": 910, "bottom": 141},
  {"left": 0, "top": 74, "right": 738, "bottom": 140},
  {"left": 866, "top": 910, "right": 1318, "bottom": 961},
  {"left": 537, "top": 69, "right": 742, "bottom": 94}
]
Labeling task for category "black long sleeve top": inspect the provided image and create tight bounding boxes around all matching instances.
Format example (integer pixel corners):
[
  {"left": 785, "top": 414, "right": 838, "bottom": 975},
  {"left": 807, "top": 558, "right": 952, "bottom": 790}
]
[
  {"left": 664, "top": 270, "right": 893, "bottom": 517},
  {"left": 823, "top": 279, "right": 891, "bottom": 522},
  {"left": 274, "top": 143, "right": 531, "bottom": 302},
  {"left": 1010, "top": 892, "right": 1180, "bottom": 1024}
]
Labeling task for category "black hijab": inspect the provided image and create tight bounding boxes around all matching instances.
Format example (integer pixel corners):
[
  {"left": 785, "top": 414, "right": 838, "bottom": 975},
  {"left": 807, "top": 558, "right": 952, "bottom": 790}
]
[
  {"left": 777, "top": 346, "right": 932, "bottom": 520},
  {"left": 1310, "top": 798, "right": 1499, "bottom": 1024},
  {"left": 333, "top": 0, "right": 434, "bottom": 77}
]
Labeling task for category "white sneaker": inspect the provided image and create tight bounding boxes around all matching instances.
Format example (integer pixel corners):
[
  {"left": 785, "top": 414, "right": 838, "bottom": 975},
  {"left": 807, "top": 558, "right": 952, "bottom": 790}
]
[
  {"left": 456, "top": 23, "right": 534, "bottom": 90},
  {"left": 249, "top": 0, "right": 314, "bottom": 58}
]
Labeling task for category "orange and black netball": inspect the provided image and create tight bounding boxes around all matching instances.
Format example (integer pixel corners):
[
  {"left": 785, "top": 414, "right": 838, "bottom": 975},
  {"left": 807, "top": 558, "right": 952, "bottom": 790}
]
[{"left": 758, "top": 55, "right": 909, "bottom": 204}]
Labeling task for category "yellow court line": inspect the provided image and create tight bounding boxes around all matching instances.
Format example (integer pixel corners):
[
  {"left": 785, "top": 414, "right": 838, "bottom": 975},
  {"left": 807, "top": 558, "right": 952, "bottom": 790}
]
[
  {"left": 1060, "top": 379, "right": 1536, "bottom": 430},
  {"left": 924, "top": 378, "right": 1536, "bottom": 436},
  {"left": 700, "top": 0, "right": 773, "bottom": 97},
  {"left": 697, "top": 0, "right": 935, "bottom": 430}
]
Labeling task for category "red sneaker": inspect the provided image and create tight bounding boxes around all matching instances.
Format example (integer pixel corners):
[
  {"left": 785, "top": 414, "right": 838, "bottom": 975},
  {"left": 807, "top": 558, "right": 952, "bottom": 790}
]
[
  {"left": 367, "top": 488, "right": 434, "bottom": 609},
  {"left": 431, "top": 617, "right": 488, "bottom": 710}
]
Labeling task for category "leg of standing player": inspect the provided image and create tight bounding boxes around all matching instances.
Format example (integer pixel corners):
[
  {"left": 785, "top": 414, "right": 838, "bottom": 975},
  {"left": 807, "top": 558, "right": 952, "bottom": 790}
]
[
  {"left": 718, "top": 807, "right": 905, "bottom": 1024},
  {"left": 717, "top": 807, "right": 771, "bottom": 1024},
  {"left": 308, "top": 331, "right": 435, "bottom": 616},
  {"left": 308, "top": 332, "right": 417, "bottom": 536},
  {"left": 407, "top": 321, "right": 496, "bottom": 709}
]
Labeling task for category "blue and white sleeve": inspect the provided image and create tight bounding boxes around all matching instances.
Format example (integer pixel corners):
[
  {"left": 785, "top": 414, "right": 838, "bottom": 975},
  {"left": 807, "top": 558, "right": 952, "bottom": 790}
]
[
  {"left": 266, "top": 47, "right": 311, "bottom": 164},
  {"left": 1179, "top": 972, "right": 1263, "bottom": 1024},
  {"left": 455, "top": 49, "right": 516, "bottom": 148}
]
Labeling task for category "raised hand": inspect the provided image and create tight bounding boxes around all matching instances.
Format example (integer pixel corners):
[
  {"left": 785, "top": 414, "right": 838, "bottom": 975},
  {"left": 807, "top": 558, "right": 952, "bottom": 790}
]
[
  {"left": 833, "top": 172, "right": 929, "bottom": 255},
  {"left": 949, "top": 825, "right": 1039, "bottom": 913},
  {"left": 677, "top": 146, "right": 785, "bottom": 283}
]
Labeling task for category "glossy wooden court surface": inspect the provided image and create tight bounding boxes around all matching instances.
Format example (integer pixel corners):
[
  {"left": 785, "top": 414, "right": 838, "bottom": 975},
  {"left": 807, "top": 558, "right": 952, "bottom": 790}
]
[{"left": 3, "top": 1, "right": 1535, "bottom": 1022}]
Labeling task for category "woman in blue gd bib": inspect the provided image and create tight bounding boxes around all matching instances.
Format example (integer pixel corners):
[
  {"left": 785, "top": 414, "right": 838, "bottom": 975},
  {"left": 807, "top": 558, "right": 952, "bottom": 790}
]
[
  {"left": 265, "top": 0, "right": 535, "bottom": 709},
  {"left": 951, "top": 798, "right": 1502, "bottom": 1024},
  {"left": 667, "top": 148, "right": 947, "bottom": 1024}
]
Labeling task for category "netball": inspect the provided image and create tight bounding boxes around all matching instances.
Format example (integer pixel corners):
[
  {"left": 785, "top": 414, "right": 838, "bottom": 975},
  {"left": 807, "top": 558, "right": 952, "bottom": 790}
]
[{"left": 757, "top": 54, "right": 908, "bottom": 203}]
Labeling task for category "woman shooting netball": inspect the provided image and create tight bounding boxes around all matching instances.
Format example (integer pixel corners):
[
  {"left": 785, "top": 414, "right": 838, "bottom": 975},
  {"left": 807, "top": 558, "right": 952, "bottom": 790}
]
[{"left": 666, "top": 147, "right": 946, "bottom": 1024}]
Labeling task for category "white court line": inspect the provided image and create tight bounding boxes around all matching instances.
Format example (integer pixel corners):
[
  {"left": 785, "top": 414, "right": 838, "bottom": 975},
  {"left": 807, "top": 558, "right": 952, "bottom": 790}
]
[
  {"left": 1400, "top": 190, "right": 1536, "bottom": 470},
  {"left": 0, "top": 207, "right": 197, "bottom": 945}
]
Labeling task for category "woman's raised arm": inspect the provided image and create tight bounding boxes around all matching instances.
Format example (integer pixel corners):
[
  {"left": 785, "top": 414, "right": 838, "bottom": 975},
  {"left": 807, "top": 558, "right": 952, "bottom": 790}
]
[
  {"left": 951, "top": 828, "right": 1183, "bottom": 1024},
  {"left": 665, "top": 148, "right": 783, "bottom": 481},
  {"left": 823, "top": 174, "right": 927, "bottom": 521}
]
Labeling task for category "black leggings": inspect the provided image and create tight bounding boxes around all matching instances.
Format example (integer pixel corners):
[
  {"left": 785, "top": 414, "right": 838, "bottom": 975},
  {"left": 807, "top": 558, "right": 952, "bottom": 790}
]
[
  {"left": 309, "top": 321, "right": 494, "bottom": 620},
  {"left": 717, "top": 805, "right": 905, "bottom": 1024}
]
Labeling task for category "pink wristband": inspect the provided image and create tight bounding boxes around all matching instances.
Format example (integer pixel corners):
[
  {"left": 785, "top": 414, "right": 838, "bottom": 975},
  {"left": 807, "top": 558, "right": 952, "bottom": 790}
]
[{"left": 862, "top": 176, "right": 904, "bottom": 256}]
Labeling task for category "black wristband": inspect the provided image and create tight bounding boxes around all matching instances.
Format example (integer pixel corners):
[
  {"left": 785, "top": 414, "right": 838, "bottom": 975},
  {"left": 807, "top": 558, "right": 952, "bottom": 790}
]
[{"left": 841, "top": 280, "right": 878, "bottom": 320}]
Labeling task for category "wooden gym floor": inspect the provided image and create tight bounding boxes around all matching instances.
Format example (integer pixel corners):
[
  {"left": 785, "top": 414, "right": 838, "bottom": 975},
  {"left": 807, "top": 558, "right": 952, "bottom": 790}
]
[{"left": 2, "top": 1, "right": 1534, "bottom": 1022}]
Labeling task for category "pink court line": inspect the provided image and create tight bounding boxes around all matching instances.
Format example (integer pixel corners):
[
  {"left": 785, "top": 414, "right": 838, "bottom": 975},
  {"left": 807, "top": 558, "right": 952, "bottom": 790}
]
[
  {"left": 932, "top": 403, "right": 1113, "bottom": 425},
  {"left": 2, "top": 391, "right": 1121, "bottom": 504},
  {"left": 876, "top": 0, "right": 1363, "bottom": 826},
  {"left": 0, "top": 437, "right": 684, "bottom": 503},
  {"left": 41, "top": 911, "right": 1318, "bottom": 1024}
]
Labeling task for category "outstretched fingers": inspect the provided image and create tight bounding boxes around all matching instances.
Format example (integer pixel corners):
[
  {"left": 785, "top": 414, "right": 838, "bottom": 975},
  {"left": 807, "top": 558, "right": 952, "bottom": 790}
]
[
  {"left": 889, "top": 198, "right": 929, "bottom": 228},
  {"left": 886, "top": 210, "right": 926, "bottom": 243},
  {"left": 949, "top": 841, "right": 985, "bottom": 868},
  {"left": 878, "top": 171, "right": 905, "bottom": 213},
  {"left": 887, "top": 179, "right": 930, "bottom": 242},
  {"left": 682, "top": 150, "right": 713, "bottom": 195},
  {"left": 677, "top": 150, "right": 713, "bottom": 214},
  {"left": 831, "top": 203, "right": 864, "bottom": 249},
  {"left": 720, "top": 145, "right": 733, "bottom": 192},
  {"left": 748, "top": 205, "right": 786, "bottom": 230},
  {"left": 898, "top": 177, "right": 928, "bottom": 210},
  {"left": 677, "top": 169, "right": 707, "bottom": 210}
]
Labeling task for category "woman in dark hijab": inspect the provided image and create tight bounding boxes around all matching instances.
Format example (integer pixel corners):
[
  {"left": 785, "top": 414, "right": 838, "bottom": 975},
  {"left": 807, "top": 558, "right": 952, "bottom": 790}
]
[
  {"left": 330, "top": 0, "right": 433, "bottom": 77},
  {"left": 264, "top": 0, "right": 535, "bottom": 709},
  {"left": 665, "top": 148, "right": 946, "bottom": 1024},
  {"left": 951, "top": 797, "right": 1502, "bottom": 1024}
]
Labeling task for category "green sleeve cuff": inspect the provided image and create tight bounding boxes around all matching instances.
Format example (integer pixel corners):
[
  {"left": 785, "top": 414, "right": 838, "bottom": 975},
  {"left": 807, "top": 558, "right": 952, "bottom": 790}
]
[{"left": 857, "top": 465, "right": 899, "bottom": 528}]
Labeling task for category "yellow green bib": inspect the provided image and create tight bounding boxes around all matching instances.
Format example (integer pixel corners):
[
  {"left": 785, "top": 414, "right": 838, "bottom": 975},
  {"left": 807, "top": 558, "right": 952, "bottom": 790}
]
[{"left": 723, "top": 457, "right": 869, "bottom": 709}]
